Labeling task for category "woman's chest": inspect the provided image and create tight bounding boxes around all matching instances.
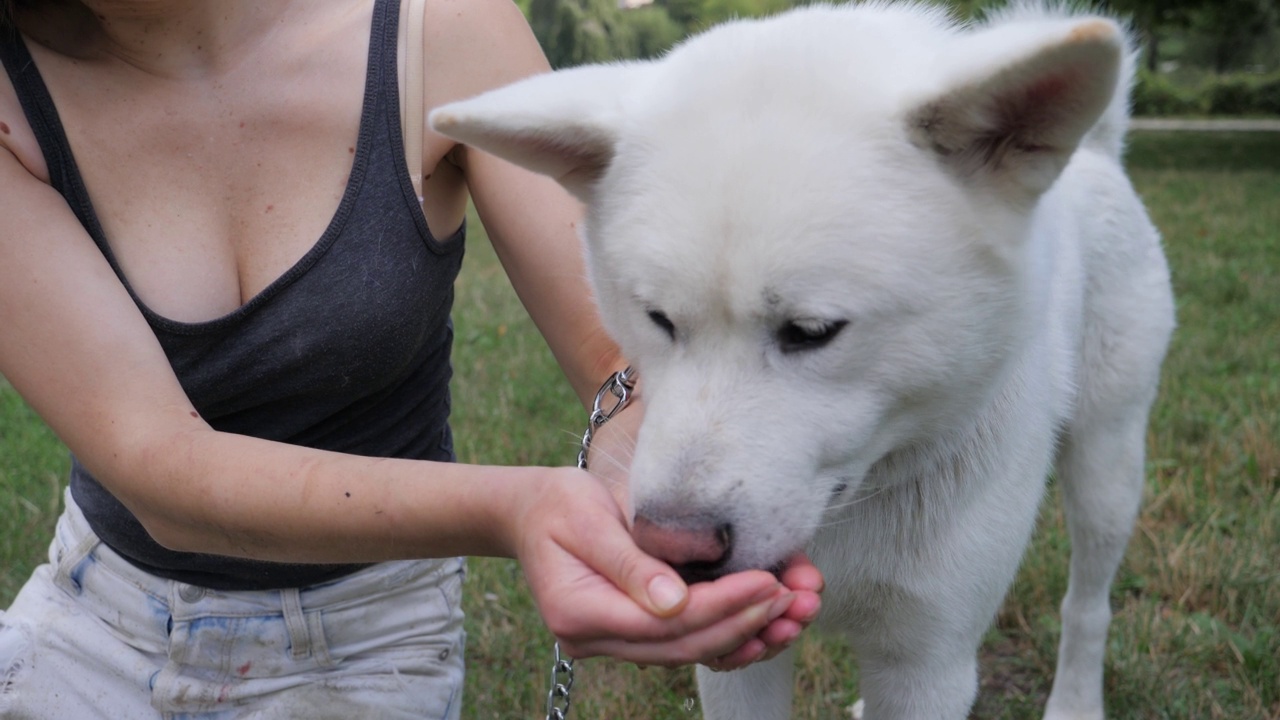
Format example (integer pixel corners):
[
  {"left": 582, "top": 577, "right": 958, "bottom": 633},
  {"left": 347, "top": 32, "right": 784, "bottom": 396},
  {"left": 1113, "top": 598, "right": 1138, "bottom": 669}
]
[{"left": 70, "top": 74, "right": 371, "bottom": 322}]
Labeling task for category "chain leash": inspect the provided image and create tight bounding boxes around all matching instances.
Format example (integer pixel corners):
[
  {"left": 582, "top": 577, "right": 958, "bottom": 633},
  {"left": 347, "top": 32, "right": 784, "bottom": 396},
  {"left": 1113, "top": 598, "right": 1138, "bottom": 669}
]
[
  {"left": 545, "top": 365, "right": 637, "bottom": 720},
  {"left": 544, "top": 642, "right": 574, "bottom": 720}
]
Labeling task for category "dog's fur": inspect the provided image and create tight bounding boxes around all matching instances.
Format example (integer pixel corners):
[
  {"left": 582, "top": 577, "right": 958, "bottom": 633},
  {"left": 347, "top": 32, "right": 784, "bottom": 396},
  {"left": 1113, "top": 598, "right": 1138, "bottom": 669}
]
[{"left": 431, "top": 2, "right": 1175, "bottom": 717}]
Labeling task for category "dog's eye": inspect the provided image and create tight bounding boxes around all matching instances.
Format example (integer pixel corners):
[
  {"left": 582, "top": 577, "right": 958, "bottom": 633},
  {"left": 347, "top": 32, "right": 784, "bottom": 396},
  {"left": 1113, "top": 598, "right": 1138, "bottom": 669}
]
[
  {"left": 778, "top": 319, "right": 847, "bottom": 353},
  {"left": 648, "top": 310, "right": 676, "bottom": 340}
]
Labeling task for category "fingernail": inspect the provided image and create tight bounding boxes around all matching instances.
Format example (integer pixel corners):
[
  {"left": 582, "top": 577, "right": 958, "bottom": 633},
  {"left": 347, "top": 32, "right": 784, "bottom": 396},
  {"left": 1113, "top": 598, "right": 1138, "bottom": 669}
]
[
  {"left": 780, "top": 625, "right": 801, "bottom": 647},
  {"left": 802, "top": 601, "right": 822, "bottom": 623},
  {"left": 766, "top": 592, "right": 794, "bottom": 621},
  {"left": 648, "top": 575, "right": 686, "bottom": 613},
  {"left": 751, "top": 581, "right": 783, "bottom": 603}
]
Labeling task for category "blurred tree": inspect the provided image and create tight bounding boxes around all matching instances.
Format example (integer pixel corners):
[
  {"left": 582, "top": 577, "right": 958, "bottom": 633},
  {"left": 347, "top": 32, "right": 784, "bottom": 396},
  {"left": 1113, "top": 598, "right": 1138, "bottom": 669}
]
[
  {"left": 1183, "top": 0, "right": 1278, "bottom": 72},
  {"left": 655, "top": 0, "right": 708, "bottom": 29},
  {"left": 527, "top": 0, "right": 1279, "bottom": 75},
  {"left": 947, "top": 0, "right": 1002, "bottom": 18},
  {"left": 530, "top": 0, "right": 683, "bottom": 67},
  {"left": 625, "top": 6, "right": 687, "bottom": 58},
  {"left": 699, "top": 0, "right": 792, "bottom": 26},
  {"left": 1104, "top": 0, "right": 1199, "bottom": 71},
  {"left": 1104, "top": 0, "right": 1279, "bottom": 73}
]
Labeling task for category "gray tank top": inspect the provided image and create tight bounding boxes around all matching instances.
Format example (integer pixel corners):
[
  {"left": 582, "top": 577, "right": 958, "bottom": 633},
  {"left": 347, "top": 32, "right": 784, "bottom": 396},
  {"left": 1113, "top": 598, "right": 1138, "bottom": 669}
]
[{"left": 1, "top": 0, "right": 465, "bottom": 590}]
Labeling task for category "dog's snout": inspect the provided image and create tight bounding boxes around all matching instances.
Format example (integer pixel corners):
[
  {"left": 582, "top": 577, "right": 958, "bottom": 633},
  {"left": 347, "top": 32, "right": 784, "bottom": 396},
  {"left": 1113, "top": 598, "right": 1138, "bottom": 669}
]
[{"left": 632, "top": 515, "right": 733, "bottom": 584}]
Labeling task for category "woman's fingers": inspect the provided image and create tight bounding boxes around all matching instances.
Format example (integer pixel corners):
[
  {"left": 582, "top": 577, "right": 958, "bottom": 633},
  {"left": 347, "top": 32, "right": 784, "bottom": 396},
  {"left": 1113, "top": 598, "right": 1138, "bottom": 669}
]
[
  {"left": 538, "top": 557, "right": 785, "bottom": 647},
  {"left": 561, "top": 590, "right": 794, "bottom": 666},
  {"left": 774, "top": 551, "right": 823, "bottom": 625},
  {"left": 520, "top": 470, "right": 825, "bottom": 669},
  {"left": 778, "top": 552, "right": 825, "bottom": 594},
  {"left": 521, "top": 470, "right": 782, "bottom": 639}
]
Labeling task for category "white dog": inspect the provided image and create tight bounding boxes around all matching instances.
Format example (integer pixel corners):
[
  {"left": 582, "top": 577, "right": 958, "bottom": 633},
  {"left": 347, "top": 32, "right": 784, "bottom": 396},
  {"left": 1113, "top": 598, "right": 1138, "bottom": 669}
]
[{"left": 431, "top": 2, "right": 1175, "bottom": 718}]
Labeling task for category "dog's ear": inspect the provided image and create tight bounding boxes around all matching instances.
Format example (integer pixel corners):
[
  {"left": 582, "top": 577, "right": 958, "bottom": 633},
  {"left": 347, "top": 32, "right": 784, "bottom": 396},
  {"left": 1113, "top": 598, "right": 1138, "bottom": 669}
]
[
  {"left": 909, "top": 18, "right": 1126, "bottom": 196},
  {"left": 429, "top": 64, "right": 636, "bottom": 202}
]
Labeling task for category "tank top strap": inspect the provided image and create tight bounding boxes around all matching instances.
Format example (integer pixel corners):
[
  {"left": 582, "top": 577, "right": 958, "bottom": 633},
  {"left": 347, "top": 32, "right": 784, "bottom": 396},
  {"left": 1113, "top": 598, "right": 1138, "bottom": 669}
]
[{"left": 0, "top": 33, "right": 103, "bottom": 238}]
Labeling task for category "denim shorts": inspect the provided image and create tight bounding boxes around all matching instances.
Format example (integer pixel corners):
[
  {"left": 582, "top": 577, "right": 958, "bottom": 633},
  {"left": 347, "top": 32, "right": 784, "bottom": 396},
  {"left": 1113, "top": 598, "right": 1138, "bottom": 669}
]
[{"left": 0, "top": 490, "right": 466, "bottom": 720}]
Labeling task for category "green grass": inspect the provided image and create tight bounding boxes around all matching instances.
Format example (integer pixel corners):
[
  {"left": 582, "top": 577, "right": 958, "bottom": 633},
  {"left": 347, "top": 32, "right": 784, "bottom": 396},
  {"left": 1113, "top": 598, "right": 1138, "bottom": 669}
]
[
  {"left": 2, "top": 131, "right": 1277, "bottom": 719},
  {"left": 0, "top": 379, "right": 69, "bottom": 603}
]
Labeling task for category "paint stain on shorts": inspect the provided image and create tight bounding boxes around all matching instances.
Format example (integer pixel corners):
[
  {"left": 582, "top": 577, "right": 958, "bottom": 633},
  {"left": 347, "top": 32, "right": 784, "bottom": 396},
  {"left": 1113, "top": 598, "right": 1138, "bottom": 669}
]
[{"left": 0, "top": 619, "right": 33, "bottom": 698}]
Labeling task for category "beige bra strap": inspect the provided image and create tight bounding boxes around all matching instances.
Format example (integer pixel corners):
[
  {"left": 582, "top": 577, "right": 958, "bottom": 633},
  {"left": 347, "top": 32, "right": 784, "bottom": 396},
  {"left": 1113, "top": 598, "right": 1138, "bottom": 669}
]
[{"left": 399, "top": 0, "right": 427, "bottom": 202}]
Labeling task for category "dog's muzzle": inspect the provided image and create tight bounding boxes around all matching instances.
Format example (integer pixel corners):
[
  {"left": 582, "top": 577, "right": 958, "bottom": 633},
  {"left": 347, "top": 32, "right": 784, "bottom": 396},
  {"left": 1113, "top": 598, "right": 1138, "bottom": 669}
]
[{"left": 632, "top": 514, "right": 734, "bottom": 584}]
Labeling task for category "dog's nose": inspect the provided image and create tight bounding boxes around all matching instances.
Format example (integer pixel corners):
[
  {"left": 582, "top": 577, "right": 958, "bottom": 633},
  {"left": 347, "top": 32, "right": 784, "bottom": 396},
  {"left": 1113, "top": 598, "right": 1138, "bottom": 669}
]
[{"left": 632, "top": 515, "right": 733, "bottom": 584}]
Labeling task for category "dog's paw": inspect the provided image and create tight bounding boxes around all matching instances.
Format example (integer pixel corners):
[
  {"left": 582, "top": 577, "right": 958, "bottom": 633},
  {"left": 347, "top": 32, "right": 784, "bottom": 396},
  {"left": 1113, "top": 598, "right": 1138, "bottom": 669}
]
[{"left": 848, "top": 698, "right": 865, "bottom": 719}]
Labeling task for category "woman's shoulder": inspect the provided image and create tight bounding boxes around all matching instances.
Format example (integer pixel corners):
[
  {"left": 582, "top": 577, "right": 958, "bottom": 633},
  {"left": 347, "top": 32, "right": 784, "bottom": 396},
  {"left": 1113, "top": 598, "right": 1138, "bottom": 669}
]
[
  {"left": 1, "top": 1, "right": 102, "bottom": 184},
  {"left": 0, "top": 45, "right": 50, "bottom": 184},
  {"left": 421, "top": 0, "right": 552, "bottom": 110}
]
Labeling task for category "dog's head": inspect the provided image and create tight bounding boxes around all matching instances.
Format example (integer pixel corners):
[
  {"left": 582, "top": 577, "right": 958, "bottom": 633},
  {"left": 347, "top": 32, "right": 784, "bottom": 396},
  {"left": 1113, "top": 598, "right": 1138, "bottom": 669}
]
[{"left": 432, "top": 5, "right": 1129, "bottom": 581}]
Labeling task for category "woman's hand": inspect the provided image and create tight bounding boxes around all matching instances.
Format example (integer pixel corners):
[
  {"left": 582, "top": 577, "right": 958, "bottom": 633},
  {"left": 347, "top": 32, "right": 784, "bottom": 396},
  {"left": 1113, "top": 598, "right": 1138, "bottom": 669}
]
[
  {"left": 586, "top": 395, "right": 824, "bottom": 669},
  {"left": 508, "top": 465, "right": 823, "bottom": 670},
  {"left": 718, "top": 551, "right": 824, "bottom": 669},
  {"left": 510, "top": 467, "right": 788, "bottom": 667}
]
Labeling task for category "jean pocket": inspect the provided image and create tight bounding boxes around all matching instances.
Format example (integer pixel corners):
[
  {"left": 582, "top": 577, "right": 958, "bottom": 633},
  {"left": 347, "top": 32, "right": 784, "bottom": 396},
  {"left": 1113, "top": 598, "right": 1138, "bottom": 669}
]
[{"left": 319, "top": 562, "right": 466, "bottom": 664}]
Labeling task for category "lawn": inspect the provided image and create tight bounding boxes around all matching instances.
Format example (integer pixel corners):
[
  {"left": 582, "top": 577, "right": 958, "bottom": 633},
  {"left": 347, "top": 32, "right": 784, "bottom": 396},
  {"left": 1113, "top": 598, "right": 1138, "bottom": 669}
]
[{"left": 2, "top": 130, "right": 1277, "bottom": 719}]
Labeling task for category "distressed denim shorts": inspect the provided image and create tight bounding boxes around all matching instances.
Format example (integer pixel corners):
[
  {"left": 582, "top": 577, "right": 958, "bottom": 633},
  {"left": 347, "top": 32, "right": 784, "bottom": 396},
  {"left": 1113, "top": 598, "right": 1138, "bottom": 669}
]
[{"left": 0, "top": 490, "right": 466, "bottom": 720}]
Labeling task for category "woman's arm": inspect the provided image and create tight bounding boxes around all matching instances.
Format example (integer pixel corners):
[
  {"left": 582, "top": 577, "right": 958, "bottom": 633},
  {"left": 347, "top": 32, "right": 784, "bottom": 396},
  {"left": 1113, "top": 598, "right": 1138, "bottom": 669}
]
[
  {"left": 419, "top": 0, "right": 624, "bottom": 405},
  {"left": 0, "top": 133, "right": 509, "bottom": 562}
]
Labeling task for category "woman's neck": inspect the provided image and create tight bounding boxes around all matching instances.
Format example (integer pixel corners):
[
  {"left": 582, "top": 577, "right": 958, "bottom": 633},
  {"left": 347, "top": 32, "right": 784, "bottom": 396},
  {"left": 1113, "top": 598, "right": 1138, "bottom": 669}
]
[{"left": 19, "top": 0, "right": 307, "bottom": 77}]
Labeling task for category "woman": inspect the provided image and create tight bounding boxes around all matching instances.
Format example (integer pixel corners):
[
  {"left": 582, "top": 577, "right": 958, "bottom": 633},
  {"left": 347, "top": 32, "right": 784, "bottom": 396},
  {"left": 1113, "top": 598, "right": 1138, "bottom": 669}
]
[{"left": 0, "top": 0, "right": 822, "bottom": 717}]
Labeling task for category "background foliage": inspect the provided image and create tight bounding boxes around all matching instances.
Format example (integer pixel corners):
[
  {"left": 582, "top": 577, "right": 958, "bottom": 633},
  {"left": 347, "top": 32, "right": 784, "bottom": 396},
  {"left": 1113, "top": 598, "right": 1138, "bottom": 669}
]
[{"left": 519, "top": 0, "right": 1280, "bottom": 116}]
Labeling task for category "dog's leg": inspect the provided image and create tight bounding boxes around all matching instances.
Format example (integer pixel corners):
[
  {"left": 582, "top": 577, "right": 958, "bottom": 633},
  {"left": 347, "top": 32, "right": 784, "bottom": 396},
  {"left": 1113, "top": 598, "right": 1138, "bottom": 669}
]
[
  {"left": 695, "top": 647, "right": 795, "bottom": 720},
  {"left": 856, "top": 648, "right": 979, "bottom": 720},
  {"left": 1043, "top": 412, "right": 1149, "bottom": 720}
]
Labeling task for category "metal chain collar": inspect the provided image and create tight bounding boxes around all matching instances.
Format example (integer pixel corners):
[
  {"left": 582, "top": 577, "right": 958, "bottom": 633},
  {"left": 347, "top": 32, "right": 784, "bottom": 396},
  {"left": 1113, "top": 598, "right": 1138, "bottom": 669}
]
[{"left": 545, "top": 365, "right": 637, "bottom": 720}]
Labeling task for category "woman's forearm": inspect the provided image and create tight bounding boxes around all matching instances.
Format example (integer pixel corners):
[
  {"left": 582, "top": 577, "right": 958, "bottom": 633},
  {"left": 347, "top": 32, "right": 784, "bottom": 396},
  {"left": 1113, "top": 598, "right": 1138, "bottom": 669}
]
[{"left": 117, "top": 425, "right": 545, "bottom": 564}]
